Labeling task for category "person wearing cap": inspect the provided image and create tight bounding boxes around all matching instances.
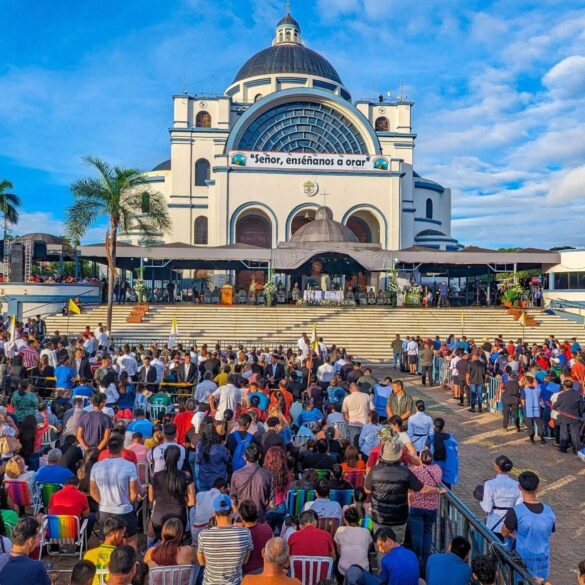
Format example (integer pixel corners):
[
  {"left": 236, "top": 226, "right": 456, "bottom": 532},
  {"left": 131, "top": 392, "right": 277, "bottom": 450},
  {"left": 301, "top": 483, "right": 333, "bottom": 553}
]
[
  {"left": 83, "top": 516, "right": 127, "bottom": 585},
  {"left": 364, "top": 433, "right": 444, "bottom": 544},
  {"left": 197, "top": 493, "right": 253, "bottom": 585},
  {"left": 502, "top": 471, "right": 556, "bottom": 581},
  {"left": 479, "top": 455, "right": 522, "bottom": 539}
]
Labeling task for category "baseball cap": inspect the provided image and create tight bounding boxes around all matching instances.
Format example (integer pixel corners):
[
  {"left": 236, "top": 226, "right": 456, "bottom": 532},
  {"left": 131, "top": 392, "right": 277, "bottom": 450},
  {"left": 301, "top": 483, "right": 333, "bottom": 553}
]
[{"left": 213, "top": 494, "right": 232, "bottom": 513}]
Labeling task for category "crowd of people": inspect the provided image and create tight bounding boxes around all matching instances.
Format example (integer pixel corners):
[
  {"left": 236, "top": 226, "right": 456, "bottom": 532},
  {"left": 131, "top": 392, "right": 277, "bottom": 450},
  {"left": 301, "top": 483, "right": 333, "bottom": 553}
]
[{"left": 0, "top": 318, "right": 581, "bottom": 585}]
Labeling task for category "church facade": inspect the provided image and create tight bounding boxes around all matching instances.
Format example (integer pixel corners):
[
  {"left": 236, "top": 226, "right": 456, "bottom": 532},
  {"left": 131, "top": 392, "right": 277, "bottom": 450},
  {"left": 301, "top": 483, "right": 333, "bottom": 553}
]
[{"left": 142, "top": 13, "right": 460, "bottom": 258}]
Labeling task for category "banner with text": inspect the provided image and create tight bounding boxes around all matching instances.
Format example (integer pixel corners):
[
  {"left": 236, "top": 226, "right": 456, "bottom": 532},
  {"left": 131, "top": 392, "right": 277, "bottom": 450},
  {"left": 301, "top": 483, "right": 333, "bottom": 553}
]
[{"left": 229, "top": 150, "right": 391, "bottom": 172}]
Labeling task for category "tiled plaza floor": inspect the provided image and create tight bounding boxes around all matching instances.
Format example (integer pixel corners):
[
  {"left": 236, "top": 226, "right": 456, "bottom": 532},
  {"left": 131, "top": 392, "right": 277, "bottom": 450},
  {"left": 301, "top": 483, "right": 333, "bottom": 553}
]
[{"left": 372, "top": 366, "right": 585, "bottom": 583}]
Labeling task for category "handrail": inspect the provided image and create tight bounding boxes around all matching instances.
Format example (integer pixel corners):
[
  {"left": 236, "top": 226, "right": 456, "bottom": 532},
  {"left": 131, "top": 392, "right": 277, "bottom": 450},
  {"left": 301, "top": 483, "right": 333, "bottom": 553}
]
[
  {"left": 436, "top": 488, "right": 534, "bottom": 584},
  {"left": 546, "top": 298, "right": 585, "bottom": 310}
]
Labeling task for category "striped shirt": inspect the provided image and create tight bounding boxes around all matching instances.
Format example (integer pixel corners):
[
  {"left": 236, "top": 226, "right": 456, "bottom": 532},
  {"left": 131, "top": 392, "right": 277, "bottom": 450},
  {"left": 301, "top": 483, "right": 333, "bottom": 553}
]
[
  {"left": 19, "top": 346, "right": 39, "bottom": 369},
  {"left": 198, "top": 526, "right": 253, "bottom": 585}
]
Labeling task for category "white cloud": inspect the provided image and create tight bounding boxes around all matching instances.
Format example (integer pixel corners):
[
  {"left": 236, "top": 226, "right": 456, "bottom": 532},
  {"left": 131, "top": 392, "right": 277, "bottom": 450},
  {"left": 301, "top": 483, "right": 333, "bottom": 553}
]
[
  {"left": 543, "top": 55, "right": 585, "bottom": 98},
  {"left": 547, "top": 164, "right": 585, "bottom": 202},
  {"left": 16, "top": 211, "right": 106, "bottom": 245}
]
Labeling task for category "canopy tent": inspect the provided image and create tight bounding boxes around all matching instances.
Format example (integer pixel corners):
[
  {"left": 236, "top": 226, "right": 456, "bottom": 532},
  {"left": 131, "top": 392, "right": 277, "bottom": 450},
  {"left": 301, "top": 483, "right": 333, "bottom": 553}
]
[{"left": 78, "top": 242, "right": 560, "bottom": 275}]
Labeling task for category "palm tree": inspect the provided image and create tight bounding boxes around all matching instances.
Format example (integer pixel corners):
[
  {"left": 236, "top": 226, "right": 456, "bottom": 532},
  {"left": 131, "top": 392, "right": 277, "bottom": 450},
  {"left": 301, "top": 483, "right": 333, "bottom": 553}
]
[
  {"left": 0, "top": 179, "right": 21, "bottom": 241},
  {"left": 66, "top": 156, "right": 172, "bottom": 333}
]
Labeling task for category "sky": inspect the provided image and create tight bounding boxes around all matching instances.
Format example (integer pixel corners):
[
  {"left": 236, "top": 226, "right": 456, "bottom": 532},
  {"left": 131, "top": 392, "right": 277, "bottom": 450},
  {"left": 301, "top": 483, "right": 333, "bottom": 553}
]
[{"left": 1, "top": 0, "right": 585, "bottom": 248}]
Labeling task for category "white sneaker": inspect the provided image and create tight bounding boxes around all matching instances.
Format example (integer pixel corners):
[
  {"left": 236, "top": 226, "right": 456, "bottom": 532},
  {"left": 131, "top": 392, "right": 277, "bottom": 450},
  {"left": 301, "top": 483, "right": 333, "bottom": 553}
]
[{"left": 578, "top": 450, "right": 585, "bottom": 463}]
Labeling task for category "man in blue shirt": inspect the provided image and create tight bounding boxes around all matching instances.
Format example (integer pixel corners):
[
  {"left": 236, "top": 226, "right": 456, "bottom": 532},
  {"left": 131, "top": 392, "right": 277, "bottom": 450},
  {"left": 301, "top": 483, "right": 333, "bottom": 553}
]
[
  {"left": 127, "top": 409, "right": 154, "bottom": 439},
  {"left": 0, "top": 517, "right": 51, "bottom": 585},
  {"left": 72, "top": 377, "right": 94, "bottom": 399},
  {"left": 426, "top": 536, "right": 471, "bottom": 585},
  {"left": 35, "top": 448, "right": 74, "bottom": 485},
  {"left": 54, "top": 358, "right": 74, "bottom": 390},
  {"left": 344, "top": 526, "right": 419, "bottom": 585}
]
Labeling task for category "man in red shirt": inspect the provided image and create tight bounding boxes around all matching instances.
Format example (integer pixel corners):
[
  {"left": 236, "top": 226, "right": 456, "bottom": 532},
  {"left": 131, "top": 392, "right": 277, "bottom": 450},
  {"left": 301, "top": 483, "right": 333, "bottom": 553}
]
[
  {"left": 49, "top": 476, "right": 95, "bottom": 534},
  {"left": 173, "top": 398, "right": 196, "bottom": 445},
  {"left": 288, "top": 510, "right": 335, "bottom": 559}
]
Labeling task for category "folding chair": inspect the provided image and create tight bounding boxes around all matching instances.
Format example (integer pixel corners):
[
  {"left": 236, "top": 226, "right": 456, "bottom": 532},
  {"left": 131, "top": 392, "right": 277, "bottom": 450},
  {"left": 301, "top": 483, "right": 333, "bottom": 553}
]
[
  {"left": 38, "top": 514, "right": 88, "bottom": 559},
  {"left": 290, "top": 556, "right": 333, "bottom": 585},
  {"left": 316, "top": 516, "right": 340, "bottom": 538},
  {"left": 342, "top": 469, "right": 366, "bottom": 489},
  {"left": 329, "top": 489, "right": 355, "bottom": 508},
  {"left": 5, "top": 479, "right": 41, "bottom": 514},
  {"left": 37, "top": 482, "right": 63, "bottom": 510},
  {"left": 286, "top": 488, "right": 316, "bottom": 517},
  {"left": 148, "top": 564, "right": 198, "bottom": 585},
  {"left": 312, "top": 468, "right": 331, "bottom": 480},
  {"left": 360, "top": 514, "right": 374, "bottom": 532}
]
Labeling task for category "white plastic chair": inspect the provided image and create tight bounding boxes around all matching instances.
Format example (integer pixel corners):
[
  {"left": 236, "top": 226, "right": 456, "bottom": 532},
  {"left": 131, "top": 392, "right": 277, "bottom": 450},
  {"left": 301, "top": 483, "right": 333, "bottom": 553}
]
[
  {"left": 289, "top": 556, "right": 333, "bottom": 585},
  {"left": 41, "top": 425, "right": 59, "bottom": 449},
  {"left": 148, "top": 564, "right": 198, "bottom": 585},
  {"left": 148, "top": 403, "right": 169, "bottom": 420}
]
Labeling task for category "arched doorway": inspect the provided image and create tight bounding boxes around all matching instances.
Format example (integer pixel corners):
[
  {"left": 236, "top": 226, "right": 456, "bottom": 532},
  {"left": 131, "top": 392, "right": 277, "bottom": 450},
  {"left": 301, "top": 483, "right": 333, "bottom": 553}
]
[
  {"left": 235, "top": 211, "right": 272, "bottom": 288},
  {"left": 346, "top": 210, "right": 380, "bottom": 244},
  {"left": 290, "top": 208, "right": 317, "bottom": 236}
]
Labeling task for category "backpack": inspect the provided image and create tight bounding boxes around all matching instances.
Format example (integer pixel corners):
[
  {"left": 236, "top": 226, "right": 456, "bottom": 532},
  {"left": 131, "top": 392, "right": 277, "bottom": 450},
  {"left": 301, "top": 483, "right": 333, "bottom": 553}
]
[{"left": 232, "top": 431, "right": 252, "bottom": 471}]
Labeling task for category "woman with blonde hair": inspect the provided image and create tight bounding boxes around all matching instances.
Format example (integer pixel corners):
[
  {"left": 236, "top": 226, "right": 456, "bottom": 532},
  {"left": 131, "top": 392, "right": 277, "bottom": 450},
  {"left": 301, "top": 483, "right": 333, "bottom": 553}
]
[
  {"left": 144, "top": 518, "right": 196, "bottom": 568},
  {"left": 4, "top": 455, "right": 36, "bottom": 492}
]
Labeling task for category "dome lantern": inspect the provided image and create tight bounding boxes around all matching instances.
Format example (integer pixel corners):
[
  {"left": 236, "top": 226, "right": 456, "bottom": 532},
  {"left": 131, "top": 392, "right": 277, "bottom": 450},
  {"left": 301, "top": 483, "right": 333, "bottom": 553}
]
[{"left": 273, "top": 8, "right": 302, "bottom": 46}]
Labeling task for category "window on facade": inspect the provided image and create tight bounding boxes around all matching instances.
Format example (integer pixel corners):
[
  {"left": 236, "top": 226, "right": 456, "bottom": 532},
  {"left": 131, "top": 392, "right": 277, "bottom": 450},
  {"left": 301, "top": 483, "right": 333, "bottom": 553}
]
[
  {"left": 254, "top": 94, "right": 263, "bottom": 102},
  {"left": 141, "top": 191, "right": 150, "bottom": 213},
  {"left": 195, "top": 159, "right": 210, "bottom": 186},
  {"left": 553, "top": 272, "right": 585, "bottom": 290},
  {"left": 196, "top": 111, "right": 211, "bottom": 128},
  {"left": 374, "top": 117, "right": 389, "bottom": 132},
  {"left": 426, "top": 198, "right": 433, "bottom": 219},
  {"left": 194, "top": 216, "right": 208, "bottom": 245}
]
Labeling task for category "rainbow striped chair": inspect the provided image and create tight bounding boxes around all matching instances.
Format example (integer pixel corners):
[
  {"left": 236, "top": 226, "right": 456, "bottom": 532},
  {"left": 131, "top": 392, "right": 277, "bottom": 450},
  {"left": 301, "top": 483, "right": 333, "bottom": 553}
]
[
  {"left": 4, "top": 479, "right": 41, "bottom": 514},
  {"left": 286, "top": 489, "right": 316, "bottom": 517},
  {"left": 37, "top": 483, "right": 63, "bottom": 510},
  {"left": 359, "top": 514, "right": 374, "bottom": 532},
  {"left": 329, "top": 489, "right": 354, "bottom": 508},
  {"left": 312, "top": 469, "right": 332, "bottom": 480},
  {"left": 316, "top": 516, "right": 341, "bottom": 538},
  {"left": 342, "top": 470, "right": 366, "bottom": 489},
  {"left": 38, "top": 515, "right": 88, "bottom": 559}
]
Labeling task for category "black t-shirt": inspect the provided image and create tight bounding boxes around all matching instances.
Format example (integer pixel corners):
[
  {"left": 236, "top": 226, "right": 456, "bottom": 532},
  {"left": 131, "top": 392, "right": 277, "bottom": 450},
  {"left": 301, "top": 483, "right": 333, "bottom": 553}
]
[
  {"left": 151, "top": 470, "right": 188, "bottom": 525},
  {"left": 504, "top": 502, "right": 556, "bottom": 532},
  {"left": 61, "top": 444, "right": 84, "bottom": 474},
  {"left": 299, "top": 451, "right": 337, "bottom": 470}
]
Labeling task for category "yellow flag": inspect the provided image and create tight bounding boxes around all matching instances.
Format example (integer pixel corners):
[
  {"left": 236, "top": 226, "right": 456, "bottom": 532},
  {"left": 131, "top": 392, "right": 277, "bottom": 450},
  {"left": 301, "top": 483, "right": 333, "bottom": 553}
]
[
  {"left": 518, "top": 311, "right": 527, "bottom": 326},
  {"left": 68, "top": 298, "right": 81, "bottom": 315},
  {"left": 310, "top": 322, "right": 318, "bottom": 352}
]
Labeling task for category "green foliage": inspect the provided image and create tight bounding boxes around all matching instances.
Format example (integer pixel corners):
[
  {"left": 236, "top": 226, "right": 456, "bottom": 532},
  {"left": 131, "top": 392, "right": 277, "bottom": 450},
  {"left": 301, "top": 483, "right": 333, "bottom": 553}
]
[{"left": 0, "top": 179, "right": 21, "bottom": 239}]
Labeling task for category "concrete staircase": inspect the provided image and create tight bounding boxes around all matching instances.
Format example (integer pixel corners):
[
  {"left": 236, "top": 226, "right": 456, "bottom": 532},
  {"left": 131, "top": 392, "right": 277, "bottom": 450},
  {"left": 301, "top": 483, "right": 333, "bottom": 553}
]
[{"left": 44, "top": 305, "right": 585, "bottom": 362}]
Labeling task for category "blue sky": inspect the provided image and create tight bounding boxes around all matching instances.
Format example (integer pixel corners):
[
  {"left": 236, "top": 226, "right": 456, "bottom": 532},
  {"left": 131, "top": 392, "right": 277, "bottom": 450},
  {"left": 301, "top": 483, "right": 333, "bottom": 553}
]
[{"left": 2, "top": 0, "right": 585, "bottom": 247}]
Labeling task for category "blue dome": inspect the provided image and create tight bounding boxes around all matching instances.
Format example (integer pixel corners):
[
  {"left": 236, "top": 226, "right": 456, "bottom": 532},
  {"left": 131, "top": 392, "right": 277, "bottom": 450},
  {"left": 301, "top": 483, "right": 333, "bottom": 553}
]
[{"left": 233, "top": 44, "right": 342, "bottom": 85}]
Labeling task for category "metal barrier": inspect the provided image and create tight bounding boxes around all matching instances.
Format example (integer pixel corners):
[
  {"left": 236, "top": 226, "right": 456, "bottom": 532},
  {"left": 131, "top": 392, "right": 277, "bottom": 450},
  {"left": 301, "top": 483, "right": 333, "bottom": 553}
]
[{"left": 435, "top": 488, "right": 533, "bottom": 584}]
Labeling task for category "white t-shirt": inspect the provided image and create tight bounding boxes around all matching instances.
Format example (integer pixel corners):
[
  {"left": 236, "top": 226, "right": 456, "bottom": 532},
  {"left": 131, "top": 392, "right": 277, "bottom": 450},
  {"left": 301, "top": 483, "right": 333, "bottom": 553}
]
[
  {"left": 304, "top": 498, "right": 342, "bottom": 519},
  {"left": 90, "top": 457, "right": 137, "bottom": 514},
  {"left": 212, "top": 384, "right": 241, "bottom": 421},
  {"left": 342, "top": 392, "right": 372, "bottom": 425},
  {"left": 148, "top": 441, "right": 187, "bottom": 474},
  {"left": 334, "top": 525, "right": 372, "bottom": 574},
  {"left": 407, "top": 340, "right": 419, "bottom": 356}
]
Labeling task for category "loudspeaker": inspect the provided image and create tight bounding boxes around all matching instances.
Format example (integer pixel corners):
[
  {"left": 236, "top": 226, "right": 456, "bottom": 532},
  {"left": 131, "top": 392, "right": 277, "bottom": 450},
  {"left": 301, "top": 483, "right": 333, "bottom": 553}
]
[{"left": 10, "top": 243, "right": 24, "bottom": 282}]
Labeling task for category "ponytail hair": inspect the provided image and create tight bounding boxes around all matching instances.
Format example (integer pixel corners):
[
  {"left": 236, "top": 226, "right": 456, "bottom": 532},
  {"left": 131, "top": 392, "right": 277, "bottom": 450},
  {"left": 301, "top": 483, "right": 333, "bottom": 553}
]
[{"left": 433, "top": 417, "right": 447, "bottom": 461}]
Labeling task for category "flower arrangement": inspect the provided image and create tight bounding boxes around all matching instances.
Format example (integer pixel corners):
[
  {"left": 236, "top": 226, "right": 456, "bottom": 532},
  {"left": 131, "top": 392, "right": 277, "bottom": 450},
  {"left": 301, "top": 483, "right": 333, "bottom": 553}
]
[
  {"left": 377, "top": 426, "right": 398, "bottom": 443},
  {"left": 263, "top": 280, "right": 278, "bottom": 307},
  {"left": 502, "top": 284, "right": 527, "bottom": 303},
  {"left": 134, "top": 280, "right": 149, "bottom": 303}
]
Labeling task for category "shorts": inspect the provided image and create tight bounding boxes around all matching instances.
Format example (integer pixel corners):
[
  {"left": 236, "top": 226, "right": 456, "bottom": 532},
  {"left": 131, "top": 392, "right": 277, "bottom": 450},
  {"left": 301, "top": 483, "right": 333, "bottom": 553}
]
[
  {"left": 451, "top": 376, "right": 460, "bottom": 386},
  {"left": 99, "top": 510, "right": 138, "bottom": 537},
  {"left": 408, "top": 355, "right": 418, "bottom": 365}
]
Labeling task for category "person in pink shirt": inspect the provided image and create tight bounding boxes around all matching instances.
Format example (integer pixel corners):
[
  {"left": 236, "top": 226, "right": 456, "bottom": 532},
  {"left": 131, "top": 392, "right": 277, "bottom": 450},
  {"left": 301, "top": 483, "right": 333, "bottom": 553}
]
[{"left": 127, "top": 432, "right": 149, "bottom": 464}]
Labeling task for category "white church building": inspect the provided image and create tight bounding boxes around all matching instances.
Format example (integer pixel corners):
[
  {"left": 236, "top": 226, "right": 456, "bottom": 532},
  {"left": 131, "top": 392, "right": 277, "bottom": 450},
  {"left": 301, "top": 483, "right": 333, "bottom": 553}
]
[{"left": 140, "top": 11, "right": 461, "bottom": 285}]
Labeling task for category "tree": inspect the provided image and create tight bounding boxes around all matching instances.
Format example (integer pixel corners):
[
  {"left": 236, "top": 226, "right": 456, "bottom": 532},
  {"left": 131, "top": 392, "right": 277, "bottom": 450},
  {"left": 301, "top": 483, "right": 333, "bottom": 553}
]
[
  {"left": 66, "top": 156, "right": 171, "bottom": 333},
  {"left": 0, "top": 179, "right": 21, "bottom": 241}
]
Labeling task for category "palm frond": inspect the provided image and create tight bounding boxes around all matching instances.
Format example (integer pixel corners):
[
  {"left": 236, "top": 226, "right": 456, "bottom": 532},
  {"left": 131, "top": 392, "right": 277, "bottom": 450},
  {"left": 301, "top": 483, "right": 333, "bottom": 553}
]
[
  {"left": 65, "top": 200, "right": 103, "bottom": 239},
  {"left": 0, "top": 179, "right": 14, "bottom": 194}
]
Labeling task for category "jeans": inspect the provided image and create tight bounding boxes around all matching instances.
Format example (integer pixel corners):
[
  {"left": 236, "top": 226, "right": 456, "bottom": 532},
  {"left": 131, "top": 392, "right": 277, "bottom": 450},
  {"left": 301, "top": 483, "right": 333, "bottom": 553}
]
[
  {"left": 421, "top": 365, "right": 433, "bottom": 386},
  {"left": 408, "top": 508, "right": 437, "bottom": 571},
  {"left": 188, "top": 451, "right": 199, "bottom": 486},
  {"left": 393, "top": 353, "right": 401, "bottom": 368},
  {"left": 469, "top": 384, "right": 484, "bottom": 407}
]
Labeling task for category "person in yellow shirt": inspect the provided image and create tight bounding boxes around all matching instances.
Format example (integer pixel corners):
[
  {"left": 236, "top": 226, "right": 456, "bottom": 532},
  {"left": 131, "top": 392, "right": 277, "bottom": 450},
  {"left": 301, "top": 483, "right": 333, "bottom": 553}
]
[
  {"left": 83, "top": 516, "right": 126, "bottom": 584},
  {"left": 215, "top": 365, "right": 231, "bottom": 387}
]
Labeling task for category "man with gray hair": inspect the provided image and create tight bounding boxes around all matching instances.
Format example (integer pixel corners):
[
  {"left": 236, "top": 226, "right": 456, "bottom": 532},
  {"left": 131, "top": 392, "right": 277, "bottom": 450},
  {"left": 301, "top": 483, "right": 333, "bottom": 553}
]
[
  {"left": 242, "top": 537, "right": 301, "bottom": 584},
  {"left": 35, "top": 448, "right": 74, "bottom": 485}
]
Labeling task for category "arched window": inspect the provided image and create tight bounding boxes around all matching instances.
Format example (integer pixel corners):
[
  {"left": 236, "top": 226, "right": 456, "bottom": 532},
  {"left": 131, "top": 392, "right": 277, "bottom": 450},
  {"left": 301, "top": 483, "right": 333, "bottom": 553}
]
[
  {"left": 426, "top": 198, "right": 433, "bottom": 219},
  {"left": 196, "top": 111, "right": 211, "bottom": 128},
  {"left": 140, "top": 191, "right": 150, "bottom": 213},
  {"left": 254, "top": 93, "right": 263, "bottom": 102},
  {"left": 195, "top": 159, "right": 210, "bottom": 186},
  {"left": 194, "top": 216, "right": 208, "bottom": 245},
  {"left": 375, "top": 117, "right": 389, "bottom": 132}
]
